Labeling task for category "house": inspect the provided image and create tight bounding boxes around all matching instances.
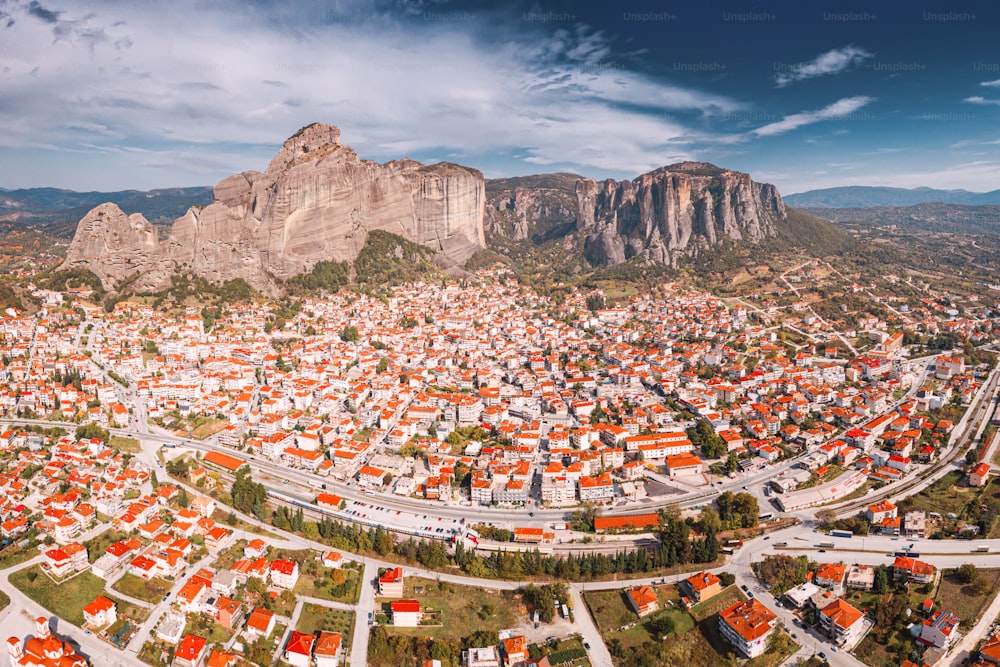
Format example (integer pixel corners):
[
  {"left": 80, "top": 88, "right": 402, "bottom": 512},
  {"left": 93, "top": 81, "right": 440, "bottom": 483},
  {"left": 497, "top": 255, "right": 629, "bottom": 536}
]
[
  {"left": 626, "top": 586, "right": 659, "bottom": 617},
  {"left": 501, "top": 635, "right": 528, "bottom": 666},
  {"left": 322, "top": 552, "right": 343, "bottom": 569},
  {"left": 818, "top": 598, "right": 865, "bottom": 647},
  {"left": 284, "top": 631, "right": 316, "bottom": 667},
  {"left": 6, "top": 618, "right": 87, "bottom": 667},
  {"left": 205, "top": 649, "right": 239, "bottom": 667},
  {"left": 82, "top": 596, "right": 117, "bottom": 628},
  {"left": 718, "top": 598, "right": 777, "bottom": 658},
  {"left": 970, "top": 462, "right": 991, "bottom": 487},
  {"left": 665, "top": 453, "right": 703, "bottom": 477},
  {"left": 391, "top": 600, "right": 423, "bottom": 627},
  {"left": 314, "top": 631, "right": 342, "bottom": 667},
  {"left": 269, "top": 559, "right": 300, "bottom": 589},
  {"left": 156, "top": 611, "right": 186, "bottom": 644},
  {"left": 865, "top": 501, "right": 897, "bottom": 524},
  {"left": 893, "top": 556, "right": 936, "bottom": 583},
  {"left": 379, "top": 567, "right": 404, "bottom": 597},
  {"left": 846, "top": 565, "right": 875, "bottom": 591},
  {"left": 681, "top": 571, "right": 722, "bottom": 604},
  {"left": 814, "top": 563, "right": 847, "bottom": 590},
  {"left": 174, "top": 634, "right": 208, "bottom": 667},
  {"left": 462, "top": 647, "right": 501, "bottom": 667},
  {"left": 904, "top": 511, "right": 927, "bottom": 538},
  {"left": 214, "top": 596, "right": 244, "bottom": 630},
  {"left": 919, "top": 610, "right": 960, "bottom": 648},
  {"left": 244, "top": 608, "right": 276, "bottom": 642},
  {"left": 978, "top": 633, "right": 1000, "bottom": 664}
]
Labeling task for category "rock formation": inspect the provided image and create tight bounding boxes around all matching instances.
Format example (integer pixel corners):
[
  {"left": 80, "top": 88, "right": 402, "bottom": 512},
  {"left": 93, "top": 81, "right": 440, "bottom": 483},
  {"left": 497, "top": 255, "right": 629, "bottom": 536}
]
[
  {"left": 63, "top": 123, "right": 486, "bottom": 292},
  {"left": 576, "top": 162, "right": 785, "bottom": 266}
]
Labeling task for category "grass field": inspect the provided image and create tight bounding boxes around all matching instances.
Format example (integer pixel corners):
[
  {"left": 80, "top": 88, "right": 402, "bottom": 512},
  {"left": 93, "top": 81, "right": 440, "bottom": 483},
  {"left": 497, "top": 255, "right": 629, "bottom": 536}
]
[
  {"left": 937, "top": 568, "right": 1000, "bottom": 624},
  {"left": 582, "top": 589, "right": 637, "bottom": 634},
  {"left": 898, "top": 470, "right": 971, "bottom": 516},
  {"left": 689, "top": 586, "right": 745, "bottom": 622},
  {"left": 10, "top": 565, "right": 108, "bottom": 626},
  {"left": 296, "top": 602, "right": 355, "bottom": 641},
  {"left": 0, "top": 536, "right": 40, "bottom": 570},
  {"left": 109, "top": 436, "right": 140, "bottom": 453},
  {"left": 111, "top": 573, "right": 172, "bottom": 603},
  {"left": 294, "top": 565, "right": 360, "bottom": 604},
  {"left": 189, "top": 419, "right": 229, "bottom": 440},
  {"left": 183, "top": 611, "right": 234, "bottom": 645},
  {"left": 380, "top": 577, "right": 524, "bottom": 642}
]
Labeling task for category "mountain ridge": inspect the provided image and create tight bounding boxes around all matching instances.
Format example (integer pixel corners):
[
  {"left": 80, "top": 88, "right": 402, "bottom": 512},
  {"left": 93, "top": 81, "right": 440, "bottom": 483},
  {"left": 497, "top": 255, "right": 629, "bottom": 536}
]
[{"left": 786, "top": 185, "right": 1000, "bottom": 208}]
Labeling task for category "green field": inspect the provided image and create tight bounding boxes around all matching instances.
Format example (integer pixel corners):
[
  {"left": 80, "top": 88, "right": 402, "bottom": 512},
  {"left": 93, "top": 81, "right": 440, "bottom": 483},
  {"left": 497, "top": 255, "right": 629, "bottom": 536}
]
[
  {"left": 380, "top": 577, "right": 524, "bottom": 641},
  {"left": 296, "top": 602, "right": 355, "bottom": 641},
  {"left": 10, "top": 565, "right": 109, "bottom": 626},
  {"left": 111, "top": 573, "right": 172, "bottom": 603},
  {"left": 582, "top": 589, "right": 637, "bottom": 634},
  {"left": 294, "top": 562, "right": 361, "bottom": 604}
]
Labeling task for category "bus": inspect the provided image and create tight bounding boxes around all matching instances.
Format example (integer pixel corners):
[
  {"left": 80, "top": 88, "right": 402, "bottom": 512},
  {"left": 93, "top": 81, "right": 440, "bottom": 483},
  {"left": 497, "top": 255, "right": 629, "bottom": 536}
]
[
  {"left": 830, "top": 530, "right": 853, "bottom": 538},
  {"left": 819, "top": 541, "right": 835, "bottom": 548},
  {"left": 758, "top": 513, "right": 775, "bottom": 522}
]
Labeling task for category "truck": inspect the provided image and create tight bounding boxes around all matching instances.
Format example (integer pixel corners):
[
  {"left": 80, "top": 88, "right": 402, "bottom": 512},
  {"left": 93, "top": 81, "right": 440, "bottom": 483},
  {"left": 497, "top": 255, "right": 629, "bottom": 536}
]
[
  {"left": 552, "top": 523, "right": 568, "bottom": 530},
  {"left": 830, "top": 530, "right": 853, "bottom": 538},
  {"left": 975, "top": 545, "right": 991, "bottom": 552},
  {"left": 819, "top": 541, "right": 835, "bottom": 548},
  {"left": 774, "top": 541, "right": 788, "bottom": 548}
]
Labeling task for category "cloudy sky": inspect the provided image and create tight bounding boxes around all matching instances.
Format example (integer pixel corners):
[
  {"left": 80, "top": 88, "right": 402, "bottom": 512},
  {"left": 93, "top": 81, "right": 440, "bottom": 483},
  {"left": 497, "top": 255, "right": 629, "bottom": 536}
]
[{"left": 1, "top": 0, "right": 999, "bottom": 194}]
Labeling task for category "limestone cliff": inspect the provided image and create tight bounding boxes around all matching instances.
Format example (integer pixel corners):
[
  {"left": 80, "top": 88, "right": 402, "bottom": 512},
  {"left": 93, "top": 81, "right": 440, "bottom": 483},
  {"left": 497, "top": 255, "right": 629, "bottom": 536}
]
[
  {"left": 576, "top": 162, "right": 785, "bottom": 266},
  {"left": 63, "top": 123, "right": 486, "bottom": 292}
]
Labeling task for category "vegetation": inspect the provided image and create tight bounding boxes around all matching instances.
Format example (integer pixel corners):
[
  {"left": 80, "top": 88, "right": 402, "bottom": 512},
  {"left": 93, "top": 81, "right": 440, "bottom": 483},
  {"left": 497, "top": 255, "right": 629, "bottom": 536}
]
[
  {"left": 10, "top": 565, "right": 108, "bottom": 626},
  {"left": 287, "top": 259, "right": 351, "bottom": 295},
  {"left": 111, "top": 573, "right": 173, "bottom": 603},
  {"left": 753, "top": 554, "right": 812, "bottom": 595},
  {"left": 355, "top": 230, "right": 441, "bottom": 285},
  {"left": 230, "top": 464, "right": 268, "bottom": 521}
]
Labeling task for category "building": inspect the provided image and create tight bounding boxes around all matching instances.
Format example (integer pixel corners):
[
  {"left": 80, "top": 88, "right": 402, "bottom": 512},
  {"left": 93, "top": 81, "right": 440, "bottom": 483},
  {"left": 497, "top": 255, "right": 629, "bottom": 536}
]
[
  {"left": 82, "top": 595, "right": 117, "bottom": 628},
  {"left": 665, "top": 453, "right": 704, "bottom": 477},
  {"left": 205, "top": 649, "right": 239, "bottom": 667},
  {"left": 379, "top": 567, "right": 404, "bottom": 597},
  {"left": 244, "top": 608, "right": 276, "bottom": 642},
  {"left": 391, "top": 600, "right": 423, "bottom": 627},
  {"left": 156, "top": 611, "right": 186, "bottom": 644},
  {"left": 814, "top": 563, "right": 847, "bottom": 590},
  {"left": 284, "top": 631, "right": 316, "bottom": 667},
  {"left": 681, "top": 571, "right": 722, "bottom": 604},
  {"left": 314, "top": 631, "right": 343, "bottom": 667},
  {"left": 270, "top": 559, "right": 300, "bottom": 589},
  {"left": 866, "top": 500, "right": 898, "bottom": 524},
  {"left": 818, "top": 598, "right": 865, "bottom": 647},
  {"left": 846, "top": 565, "right": 875, "bottom": 591},
  {"left": 718, "top": 598, "right": 777, "bottom": 658},
  {"left": 893, "top": 556, "right": 936, "bottom": 583},
  {"left": 919, "top": 610, "right": 960, "bottom": 648},
  {"left": 626, "top": 586, "right": 659, "bottom": 617},
  {"left": 174, "top": 634, "right": 208, "bottom": 667},
  {"left": 904, "top": 511, "right": 927, "bottom": 538},
  {"left": 6, "top": 617, "right": 87, "bottom": 667},
  {"left": 782, "top": 582, "right": 820, "bottom": 609},
  {"left": 593, "top": 513, "right": 660, "bottom": 532},
  {"left": 462, "top": 647, "right": 501, "bottom": 667},
  {"left": 578, "top": 473, "right": 615, "bottom": 502},
  {"left": 978, "top": 633, "right": 1000, "bottom": 664},
  {"left": 501, "top": 636, "right": 528, "bottom": 666},
  {"left": 970, "top": 462, "right": 991, "bottom": 487}
]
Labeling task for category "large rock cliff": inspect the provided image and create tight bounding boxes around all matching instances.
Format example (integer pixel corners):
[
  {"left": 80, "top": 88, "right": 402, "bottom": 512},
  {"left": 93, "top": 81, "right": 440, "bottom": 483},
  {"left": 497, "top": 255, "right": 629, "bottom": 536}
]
[
  {"left": 576, "top": 162, "right": 785, "bottom": 266},
  {"left": 63, "top": 123, "right": 486, "bottom": 292}
]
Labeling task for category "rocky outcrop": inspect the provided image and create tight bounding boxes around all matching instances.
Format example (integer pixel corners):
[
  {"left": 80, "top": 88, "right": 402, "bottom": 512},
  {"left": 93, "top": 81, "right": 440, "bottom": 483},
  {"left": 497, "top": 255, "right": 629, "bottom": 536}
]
[
  {"left": 576, "top": 162, "right": 785, "bottom": 266},
  {"left": 63, "top": 123, "right": 486, "bottom": 292},
  {"left": 62, "top": 203, "right": 162, "bottom": 286}
]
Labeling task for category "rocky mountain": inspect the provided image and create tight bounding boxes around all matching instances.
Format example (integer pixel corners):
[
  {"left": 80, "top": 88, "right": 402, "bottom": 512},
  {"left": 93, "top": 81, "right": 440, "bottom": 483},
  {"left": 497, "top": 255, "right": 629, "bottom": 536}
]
[
  {"left": 485, "top": 162, "right": 787, "bottom": 268},
  {"left": 803, "top": 202, "right": 1000, "bottom": 236},
  {"left": 63, "top": 124, "right": 485, "bottom": 293},
  {"left": 785, "top": 185, "right": 1000, "bottom": 208}
]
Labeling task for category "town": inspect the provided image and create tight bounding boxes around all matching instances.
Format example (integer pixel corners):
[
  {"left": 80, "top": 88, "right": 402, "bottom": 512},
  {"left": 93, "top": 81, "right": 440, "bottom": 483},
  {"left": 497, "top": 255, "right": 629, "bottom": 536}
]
[{"left": 0, "top": 266, "right": 999, "bottom": 667}]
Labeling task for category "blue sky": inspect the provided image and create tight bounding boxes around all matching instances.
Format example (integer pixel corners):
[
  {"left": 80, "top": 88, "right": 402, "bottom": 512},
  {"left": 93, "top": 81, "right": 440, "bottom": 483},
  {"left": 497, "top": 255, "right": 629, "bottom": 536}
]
[{"left": 1, "top": 0, "right": 998, "bottom": 194}]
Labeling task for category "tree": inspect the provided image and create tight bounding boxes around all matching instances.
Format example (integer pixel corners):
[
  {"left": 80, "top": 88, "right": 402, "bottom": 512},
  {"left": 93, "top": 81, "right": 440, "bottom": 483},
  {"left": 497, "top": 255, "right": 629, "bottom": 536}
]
[
  {"left": 872, "top": 564, "right": 889, "bottom": 594},
  {"left": 339, "top": 325, "right": 359, "bottom": 342},
  {"left": 958, "top": 563, "right": 979, "bottom": 584},
  {"left": 648, "top": 613, "right": 675, "bottom": 637}
]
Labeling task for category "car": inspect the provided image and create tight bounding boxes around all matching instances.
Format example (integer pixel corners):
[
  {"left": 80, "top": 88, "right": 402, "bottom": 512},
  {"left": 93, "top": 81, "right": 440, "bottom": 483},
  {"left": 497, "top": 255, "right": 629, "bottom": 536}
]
[
  {"left": 818, "top": 652, "right": 827, "bottom": 661},
  {"left": 763, "top": 536, "right": 770, "bottom": 541},
  {"left": 583, "top": 642, "right": 591, "bottom": 650},
  {"left": 793, "top": 619, "right": 802, "bottom": 626},
  {"left": 818, "top": 549, "right": 826, "bottom": 553},
  {"left": 529, "top": 512, "right": 534, "bottom": 517},
  {"left": 747, "top": 591, "right": 754, "bottom": 598},
  {"left": 775, "top": 600, "right": 782, "bottom": 608},
  {"left": 831, "top": 646, "right": 838, "bottom": 652},
  {"left": 282, "top": 479, "right": 289, "bottom": 485},
  {"left": 791, "top": 633, "right": 797, "bottom": 639},
  {"left": 162, "top": 594, "right": 169, "bottom": 601},
  {"left": 84, "top": 630, "right": 91, "bottom": 635},
  {"left": 741, "top": 584, "right": 748, "bottom": 591}
]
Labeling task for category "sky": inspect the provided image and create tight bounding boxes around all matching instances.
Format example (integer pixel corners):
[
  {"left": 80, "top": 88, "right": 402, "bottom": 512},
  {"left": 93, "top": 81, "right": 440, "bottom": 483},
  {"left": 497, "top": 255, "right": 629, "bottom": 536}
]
[{"left": 1, "top": 0, "right": 999, "bottom": 195}]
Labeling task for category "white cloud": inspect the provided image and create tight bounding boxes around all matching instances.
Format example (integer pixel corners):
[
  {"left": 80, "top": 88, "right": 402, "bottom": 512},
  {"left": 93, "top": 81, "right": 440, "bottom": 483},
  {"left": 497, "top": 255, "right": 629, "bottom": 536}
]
[
  {"left": 980, "top": 80, "right": 1000, "bottom": 87},
  {"left": 965, "top": 96, "right": 1000, "bottom": 106},
  {"left": 775, "top": 45, "right": 871, "bottom": 88},
  {"left": 751, "top": 97, "right": 874, "bottom": 137},
  {"left": 0, "top": 0, "right": 744, "bottom": 188}
]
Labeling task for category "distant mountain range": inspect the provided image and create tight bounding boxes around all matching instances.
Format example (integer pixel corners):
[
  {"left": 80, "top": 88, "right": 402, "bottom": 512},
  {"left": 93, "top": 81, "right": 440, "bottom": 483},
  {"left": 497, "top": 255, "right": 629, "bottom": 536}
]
[
  {"left": 785, "top": 186, "right": 1000, "bottom": 208},
  {"left": 0, "top": 186, "right": 214, "bottom": 237}
]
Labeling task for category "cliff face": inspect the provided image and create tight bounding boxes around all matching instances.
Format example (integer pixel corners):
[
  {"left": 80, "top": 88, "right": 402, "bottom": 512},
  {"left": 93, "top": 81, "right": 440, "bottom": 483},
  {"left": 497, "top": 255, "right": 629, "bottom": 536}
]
[
  {"left": 62, "top": 203, "right": 163, "bottom": 286},
  {"left": 576, "top": 162, "right": 785, "bottom": 266},
  {"left": 63, "top": 123, "right": 486, "bottom": 292}
]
